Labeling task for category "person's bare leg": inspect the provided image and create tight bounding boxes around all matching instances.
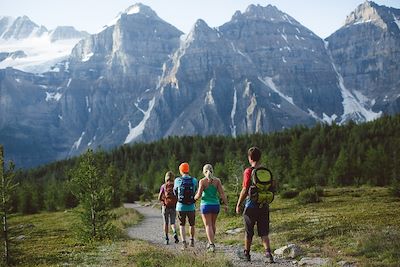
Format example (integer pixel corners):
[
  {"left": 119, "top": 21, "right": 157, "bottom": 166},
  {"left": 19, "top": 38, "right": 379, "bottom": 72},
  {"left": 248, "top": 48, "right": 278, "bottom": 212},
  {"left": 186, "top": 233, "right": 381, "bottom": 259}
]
[{"left": 180, "top": 225, "right": 186, "bottom": 242}]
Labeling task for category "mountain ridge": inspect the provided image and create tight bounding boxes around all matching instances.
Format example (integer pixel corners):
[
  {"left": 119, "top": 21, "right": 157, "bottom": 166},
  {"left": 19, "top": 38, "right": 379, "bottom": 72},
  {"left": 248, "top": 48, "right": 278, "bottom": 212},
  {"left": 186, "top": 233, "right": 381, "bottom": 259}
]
[{"left": 0, "top": 1, "right": 399, "bottom": 168}]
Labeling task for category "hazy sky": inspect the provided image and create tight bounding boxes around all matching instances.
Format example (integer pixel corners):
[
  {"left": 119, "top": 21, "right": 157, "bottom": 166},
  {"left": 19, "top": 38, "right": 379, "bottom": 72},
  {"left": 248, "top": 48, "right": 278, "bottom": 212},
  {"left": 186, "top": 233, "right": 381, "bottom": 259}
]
[{"left": 1, "top": 0, "right": 400, "bottom": 38}]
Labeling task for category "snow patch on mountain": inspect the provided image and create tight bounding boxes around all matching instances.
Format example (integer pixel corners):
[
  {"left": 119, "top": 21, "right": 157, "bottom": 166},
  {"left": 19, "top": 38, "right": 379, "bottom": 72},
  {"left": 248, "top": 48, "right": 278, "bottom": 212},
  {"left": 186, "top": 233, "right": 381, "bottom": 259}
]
[
  {"left": 325, "top": 41, "right": 382, "bottom": 123},
  {"left": 230, "top": 88, "right": 238, "bottom": 137},
  {"left": 45, "top": 92, "right": 62, "bottom": 102},
  {"left": 124, "top": 97, "right": 156, "bottom": 144},
  {"left": 205, "top": 79, "right": 215, "bottom": 105},
  {"left": 0, "top": 35, "right": 81, "bottom": 73},
  {"left": 82, "top": 52, "right": 94, "bottom": 62},
  {"left": 100, "top": 3, "right": 159, "bottom": 32},
  {"left": 323, "top": 113, "right": 338, "bottom": 124},
  {"left": 259, "top": 76, "right": 294, "bottom": 105},
  {"left": 71, "top": 131, "right": 85, "bottom": 151},
  {"left": 308, "top": 109, "right": 322, "bottom": 122}
]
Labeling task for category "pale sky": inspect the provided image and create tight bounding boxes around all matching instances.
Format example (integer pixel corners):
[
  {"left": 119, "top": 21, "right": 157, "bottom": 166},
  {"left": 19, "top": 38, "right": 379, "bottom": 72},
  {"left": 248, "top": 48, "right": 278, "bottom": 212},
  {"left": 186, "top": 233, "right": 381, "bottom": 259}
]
[{"left": 1, "top": 0, "right": 400, "bottom": 38}]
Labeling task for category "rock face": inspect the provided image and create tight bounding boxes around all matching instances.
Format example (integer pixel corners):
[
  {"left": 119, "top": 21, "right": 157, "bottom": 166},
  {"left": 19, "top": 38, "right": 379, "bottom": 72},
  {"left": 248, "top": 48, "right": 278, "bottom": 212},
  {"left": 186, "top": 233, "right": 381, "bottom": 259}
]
[
  {"left": 0, "top": 15, "right": 47, "bottom": 40},
  {"left": 326, "top": 1, "right": 400, "bottom": 118},
  {"left": 49, "top": 26, "right": 89, "bottom": 42},
  {"left": 0, "top": 2, "right": 399, "bottom": 168}
]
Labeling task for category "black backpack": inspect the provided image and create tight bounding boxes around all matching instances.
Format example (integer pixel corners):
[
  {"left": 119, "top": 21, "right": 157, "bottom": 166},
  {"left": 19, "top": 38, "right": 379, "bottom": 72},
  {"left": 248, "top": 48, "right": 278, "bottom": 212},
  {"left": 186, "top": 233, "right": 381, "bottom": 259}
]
[
  {"left": 248, "top": 167, "right": 275, "bottom": 206},
  {"left": 177, "top": 177, "right": 195, "bottom": 204}
]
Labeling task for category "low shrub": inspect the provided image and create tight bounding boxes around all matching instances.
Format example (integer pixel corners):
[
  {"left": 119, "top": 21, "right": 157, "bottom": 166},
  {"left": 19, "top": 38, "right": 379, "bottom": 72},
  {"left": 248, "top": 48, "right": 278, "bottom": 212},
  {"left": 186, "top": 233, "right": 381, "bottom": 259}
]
[
  {"left": 280, "top": 189, "right": 300, "bottom": 199},
  {"left": 297, "top": 187, "right": 323, "bottom": 204}
]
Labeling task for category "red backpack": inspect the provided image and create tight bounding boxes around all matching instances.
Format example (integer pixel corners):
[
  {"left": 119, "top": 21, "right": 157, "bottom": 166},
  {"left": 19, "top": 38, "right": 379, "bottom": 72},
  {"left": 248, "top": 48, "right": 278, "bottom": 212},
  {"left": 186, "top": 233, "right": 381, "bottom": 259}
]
[{"left": 164, "top": 181, "right": 177, "bottom": 208}]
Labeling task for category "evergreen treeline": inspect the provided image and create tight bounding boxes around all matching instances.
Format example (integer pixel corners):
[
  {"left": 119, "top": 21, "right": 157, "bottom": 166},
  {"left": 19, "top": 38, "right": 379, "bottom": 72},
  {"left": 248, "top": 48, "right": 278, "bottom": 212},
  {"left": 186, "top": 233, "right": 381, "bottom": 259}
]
[{"left": 10, "top": 114, "right": 400, "bottom": 214}]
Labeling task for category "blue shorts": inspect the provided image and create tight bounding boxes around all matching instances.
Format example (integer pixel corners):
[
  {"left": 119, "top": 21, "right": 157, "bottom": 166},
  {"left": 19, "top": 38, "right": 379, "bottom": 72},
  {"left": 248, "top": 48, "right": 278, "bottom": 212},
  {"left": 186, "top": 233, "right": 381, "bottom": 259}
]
[{"left": 200, "top": 204, "right": 220, "bottom": 214}]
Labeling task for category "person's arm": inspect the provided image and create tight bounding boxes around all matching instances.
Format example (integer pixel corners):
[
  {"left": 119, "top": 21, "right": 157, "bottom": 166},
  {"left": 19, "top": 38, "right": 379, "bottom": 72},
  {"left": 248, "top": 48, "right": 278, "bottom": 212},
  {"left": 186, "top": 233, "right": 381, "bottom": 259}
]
[
  {"left": 158, "top": 184, "right": 164, "bottom": 202},
  {"left": 216, "top": 178, "right": 228, "bottom": 212},
  {"left": 236, "top": 168, "right": 251, "bottom": 214},
  {"left": 235, "top": 187, "right": 248, "bottom": 214},
  {"left": 173, "top": 179, "right": 178, "bottom": 196},
  {"left": 194, "top": 179, "right": 204, "bottom": 201}
]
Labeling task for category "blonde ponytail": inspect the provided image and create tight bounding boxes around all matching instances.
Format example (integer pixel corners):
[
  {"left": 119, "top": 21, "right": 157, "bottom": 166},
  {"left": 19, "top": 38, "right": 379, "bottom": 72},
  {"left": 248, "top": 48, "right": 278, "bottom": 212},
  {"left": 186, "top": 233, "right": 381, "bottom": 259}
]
[{"left": 203, "top": 164, "right": 214, "bottom": 180}]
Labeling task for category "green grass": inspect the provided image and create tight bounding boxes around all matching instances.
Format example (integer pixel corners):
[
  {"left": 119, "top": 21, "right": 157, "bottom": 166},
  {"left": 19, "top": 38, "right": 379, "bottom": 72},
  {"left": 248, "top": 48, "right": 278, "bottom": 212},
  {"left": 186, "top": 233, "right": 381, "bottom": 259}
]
[
  {"left": 209, "top": 186, "right": 400, "bottom": 266},
  {"left": 4, "top": 206, "right": 230, "bottom": 267},
  {"left": 3, "top": 187, "right": 400, "bottom": 266},
  {"left": 5, "top": 207, "right": 142, "bottom": 266}
]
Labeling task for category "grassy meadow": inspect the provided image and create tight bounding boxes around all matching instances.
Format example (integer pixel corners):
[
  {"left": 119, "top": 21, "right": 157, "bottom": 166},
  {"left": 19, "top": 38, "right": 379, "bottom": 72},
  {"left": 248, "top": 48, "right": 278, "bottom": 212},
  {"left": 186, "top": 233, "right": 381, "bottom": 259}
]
[
  {"left": 5, "top": 207, "right": 230, "bottom": 266},
  {"left": 2, "top": 186, "right": 399, "bottom": 266},
  {"left": 203, "top": 186, "right": 400, "bottom": 266}
]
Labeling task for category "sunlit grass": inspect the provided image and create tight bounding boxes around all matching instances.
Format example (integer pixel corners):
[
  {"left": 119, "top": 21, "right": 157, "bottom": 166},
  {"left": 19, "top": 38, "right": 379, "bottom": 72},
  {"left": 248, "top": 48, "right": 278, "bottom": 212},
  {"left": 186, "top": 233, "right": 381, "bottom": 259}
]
[
  {"left": 213, "top": 186, "right": 400, "bottom": 266},
  {"left": 4, "top": 187, "right": 400, "bottom": 266},
  {"left": 5, "top": 206, "right": 230, "bottom": 266}
]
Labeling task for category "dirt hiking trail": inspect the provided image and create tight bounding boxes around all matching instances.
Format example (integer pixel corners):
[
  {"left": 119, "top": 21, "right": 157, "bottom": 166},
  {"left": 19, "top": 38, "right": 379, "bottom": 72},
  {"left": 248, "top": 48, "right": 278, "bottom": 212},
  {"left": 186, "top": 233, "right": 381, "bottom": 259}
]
[{"left": 125, "top": 203, "right": 295, "bottom": 267}]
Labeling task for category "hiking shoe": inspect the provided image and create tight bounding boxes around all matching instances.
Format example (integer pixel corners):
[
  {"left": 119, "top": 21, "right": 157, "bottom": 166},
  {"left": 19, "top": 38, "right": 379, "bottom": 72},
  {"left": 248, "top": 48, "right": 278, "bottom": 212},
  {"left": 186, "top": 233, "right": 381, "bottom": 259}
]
[
  {"left": 237, "top": 249, "right": 251, "bottom": 261},
  {"left": 174, "top": 234, "right": 179, "bottom": 243},
  {"left": 164, "top": 238, "right": 169, "bottom": 245},
  {"left": 181, "top": 241, "right": 188, "bottom": 250},
  {"left": 207, "top": 243, "right": 215, "bottom": 253},
  {"left": 265, "top": 251, "right": 274, "bottom": 263},
  {"left": 190, "top": 238, "right": 195, "bottom": 247}
]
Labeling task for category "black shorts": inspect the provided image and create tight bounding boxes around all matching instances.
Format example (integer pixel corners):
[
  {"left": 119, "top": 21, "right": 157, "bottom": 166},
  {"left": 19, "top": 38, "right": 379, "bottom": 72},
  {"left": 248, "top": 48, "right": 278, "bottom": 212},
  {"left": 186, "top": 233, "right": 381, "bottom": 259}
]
[
  {"left": 243, "top": 205, "right": 269, "bottom": 238},
  {"left": 177, "top": 210, "right": 195, "bottom": 226}
]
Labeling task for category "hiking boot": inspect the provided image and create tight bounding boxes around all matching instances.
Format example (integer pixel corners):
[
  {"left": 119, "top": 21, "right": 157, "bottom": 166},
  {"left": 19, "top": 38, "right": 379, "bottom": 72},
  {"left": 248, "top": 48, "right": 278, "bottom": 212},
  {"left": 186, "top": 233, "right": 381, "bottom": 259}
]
[
  {"left": 207, "top": 243, "right": 215, "bottom": 253},
  {"left": 237, "top": 249, "right": 251, "bottom": 261},
  {"left": 265, "top": 251, "right": 274, "bottom": 263},
  {"left": 181, "top": 240, "right": 188, "bottom": 250},
  {"left": 190, "top": 238, "right": 195, "bottom": 247},
  {"left": 174, "top": 234, "right": 179, "bottom": 243},
  {"left": 164, "top": 238, "right": 169, "bottom": 245}
]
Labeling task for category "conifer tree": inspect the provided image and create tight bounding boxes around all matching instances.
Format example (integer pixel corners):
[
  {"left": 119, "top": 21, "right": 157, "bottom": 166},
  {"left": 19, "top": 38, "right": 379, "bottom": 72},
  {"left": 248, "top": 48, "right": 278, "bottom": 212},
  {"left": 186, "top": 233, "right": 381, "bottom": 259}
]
[
  {"left": 105, "top": 164, "right": 121, "bottom": 208},
  {"left": 68, "top": 149, "right": 114, "bottom": 240},
  {"left": 0, "top": 146, "right": 18, "bottom": 266},
  {"left": 330, "top": 147, "right": 350, "bottom": 186}
]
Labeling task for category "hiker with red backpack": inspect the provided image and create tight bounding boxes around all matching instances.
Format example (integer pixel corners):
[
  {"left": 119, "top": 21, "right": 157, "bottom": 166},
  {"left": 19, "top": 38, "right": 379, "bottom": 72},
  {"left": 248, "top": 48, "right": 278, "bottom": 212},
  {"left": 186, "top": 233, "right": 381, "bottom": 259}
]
[
  {"left": 174, "top": 162, "right": 198, "bottom": 250},
  {"left": 158, "top": 171, "right": 179, "bottom": 245},
  {"left": 235, "top": 146, "right": 276, "bottom": 263}
]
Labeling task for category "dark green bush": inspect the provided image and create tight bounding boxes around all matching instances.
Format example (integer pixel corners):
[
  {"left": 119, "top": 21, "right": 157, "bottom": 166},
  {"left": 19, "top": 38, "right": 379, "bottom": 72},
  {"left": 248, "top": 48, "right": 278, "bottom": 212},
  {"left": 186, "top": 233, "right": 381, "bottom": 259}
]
[
  {"left": 280, "top": 189, "right": 300, "bottom": 199},
  {"left": 298, "top": 187, "right": 323, "bottom": 204}
]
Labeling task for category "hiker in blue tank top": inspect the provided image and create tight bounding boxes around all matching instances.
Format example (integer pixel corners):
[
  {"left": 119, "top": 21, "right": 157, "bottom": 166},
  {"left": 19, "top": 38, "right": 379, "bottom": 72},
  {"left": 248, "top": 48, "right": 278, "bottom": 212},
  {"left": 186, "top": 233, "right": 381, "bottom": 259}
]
[
  {"left": 174, "top": 162, "right": 198, "bottom": 250},
  {"left": 194, "top": 164, "right": 228, "bottom": 253}
]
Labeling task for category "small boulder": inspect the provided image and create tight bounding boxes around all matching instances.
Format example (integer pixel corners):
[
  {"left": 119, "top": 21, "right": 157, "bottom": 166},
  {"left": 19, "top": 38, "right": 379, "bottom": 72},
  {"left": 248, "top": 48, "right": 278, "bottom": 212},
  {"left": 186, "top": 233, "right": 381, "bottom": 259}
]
[
  {"left": 299, "top": 257, "right": 330, "bottom": 266},
  {"left": 15, "top": 235, "right": 26, "bottom": 241},
  {"left": 274, "top": 244, "right": 303, "bottom": 258},
  {"left": 337, "top": 260, "right": 357, "bottom": 267},
  {"left": 225, "top": 227, "right": 244, "bottom": 235}
]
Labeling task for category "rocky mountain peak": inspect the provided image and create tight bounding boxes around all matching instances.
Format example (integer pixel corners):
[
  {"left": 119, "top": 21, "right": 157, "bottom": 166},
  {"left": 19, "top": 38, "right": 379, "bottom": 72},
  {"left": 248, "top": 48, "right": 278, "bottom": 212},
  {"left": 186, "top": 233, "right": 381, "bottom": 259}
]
[
  {"left": 230, "top": 4, "right": 301, "bottom": 26},
  {"left": 0, "top": 16, "right": 14, "bottom": 37},
  {"left": 191, "top": 19, "right": 215, "bottom": 36},
  {"left": 101, "top": 3, "right": 161, "bottom": 31},
  {"left": 123, "top": 3, "right": 159, "bottom": 18},
  {"left": 181, "top": 19, "right": 222, "bottom": 49},
  {"left": 49, "top": 26, "right": 89, "bottom": 42},
  {"left": 1, "top": 15, "right": 47, "bottom": 39},
  {"left": 345, "top": 1, "right": 388, "bottom": 29}
]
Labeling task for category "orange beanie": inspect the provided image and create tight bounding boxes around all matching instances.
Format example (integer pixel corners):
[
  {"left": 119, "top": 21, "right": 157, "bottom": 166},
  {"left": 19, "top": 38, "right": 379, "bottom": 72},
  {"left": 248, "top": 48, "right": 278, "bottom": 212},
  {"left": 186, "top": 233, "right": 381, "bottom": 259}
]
[{"left": 179, "top": 162, "right": 190, "bottom": 173}]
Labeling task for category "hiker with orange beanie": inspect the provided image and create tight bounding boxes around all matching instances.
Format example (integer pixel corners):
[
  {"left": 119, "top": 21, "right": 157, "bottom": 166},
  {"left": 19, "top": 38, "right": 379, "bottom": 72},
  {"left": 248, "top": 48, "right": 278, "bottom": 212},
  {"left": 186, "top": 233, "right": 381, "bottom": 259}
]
[{"left": 174, "top": 162, "right": 198, "bottom": 250}]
